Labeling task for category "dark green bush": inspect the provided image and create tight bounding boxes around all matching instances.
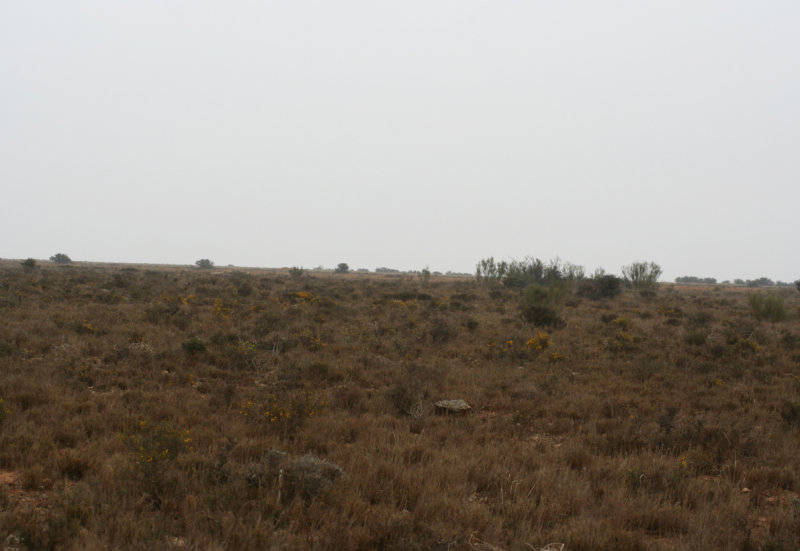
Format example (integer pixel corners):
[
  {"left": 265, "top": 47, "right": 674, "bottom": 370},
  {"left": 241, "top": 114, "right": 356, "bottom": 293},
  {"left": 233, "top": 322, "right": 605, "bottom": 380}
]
[
  {"left": 195, "top": 259, "right": 214, "bottom": 269},
  {"left": 521, "top": 305, "right": 562, "bottom": 327},
  {"left": 577, "top": 275, "right": 622, "bottom": 299},
  {"left": 182, "top": 337, "right": 207, "bottom": 355},
  {"left": 520, "top": 283, "right": 567, "bottom": 327},
  {"left": 20, "top": 258, "right": 37, "bottom": 270},
  {"left": 50, "top": 253, "right": 72, "bottom": 264}
]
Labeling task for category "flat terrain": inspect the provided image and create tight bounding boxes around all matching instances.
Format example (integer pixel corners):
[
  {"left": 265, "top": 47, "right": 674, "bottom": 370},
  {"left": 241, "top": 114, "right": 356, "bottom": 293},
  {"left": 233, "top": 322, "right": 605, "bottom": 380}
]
[{"left": 1, "top": 264, "right": 799, "bottom": 550}]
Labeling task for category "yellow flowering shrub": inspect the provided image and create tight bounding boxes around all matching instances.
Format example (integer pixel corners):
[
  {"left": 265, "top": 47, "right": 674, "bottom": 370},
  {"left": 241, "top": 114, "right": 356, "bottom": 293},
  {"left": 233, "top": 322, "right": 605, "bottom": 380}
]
[{"left": 526, "top": 331, "right": 551, "bottom": 351}]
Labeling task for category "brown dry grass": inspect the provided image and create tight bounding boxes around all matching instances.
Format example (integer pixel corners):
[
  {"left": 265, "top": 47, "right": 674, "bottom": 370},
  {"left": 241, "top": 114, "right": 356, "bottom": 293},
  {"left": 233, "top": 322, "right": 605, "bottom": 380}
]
[{"left": 1, "top": 262, "right": 799, "bottom": 550}]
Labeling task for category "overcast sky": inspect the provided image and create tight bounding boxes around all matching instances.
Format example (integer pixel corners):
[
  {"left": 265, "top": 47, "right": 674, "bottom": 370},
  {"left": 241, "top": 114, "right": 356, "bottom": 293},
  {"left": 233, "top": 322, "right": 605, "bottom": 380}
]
[{"left": 2, "top": 2, "right": 798, "bottom": 282}]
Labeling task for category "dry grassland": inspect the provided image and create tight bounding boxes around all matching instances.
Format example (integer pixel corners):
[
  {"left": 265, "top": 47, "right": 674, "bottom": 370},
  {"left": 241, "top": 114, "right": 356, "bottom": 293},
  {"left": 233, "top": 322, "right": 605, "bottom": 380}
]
[{"left": 1, "top": 263, "right": 799, "bottom": 550}]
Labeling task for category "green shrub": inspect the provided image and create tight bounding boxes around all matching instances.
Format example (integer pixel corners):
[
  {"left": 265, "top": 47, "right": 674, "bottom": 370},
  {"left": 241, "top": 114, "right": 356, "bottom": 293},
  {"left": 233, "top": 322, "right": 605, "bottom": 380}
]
[
  {"left": 577, "top": 275, "right": 622, "bottom": 299},
  {"left": 182, "top": 337, "right": 207, "bottom": 355},
  {"left": 622, "top": 261, "right": 662, "bottom": 291},
  {"left": 520, "top": 283, "right": 567, "bottom": 327},
  {"left": 20, "top": 258, "right": 37, "bottom": 270},
  {"left": 49, "top": 253, "right": 72, "bottom": 264},
  {"left": 748, "top": 293, "right": 788, "bottom": 322},
  {"left": 195, "top": 259, "right": 214, "bottom": 269},
  {"left": 334, "top": 262, "right": 349, "bottom": 274}
]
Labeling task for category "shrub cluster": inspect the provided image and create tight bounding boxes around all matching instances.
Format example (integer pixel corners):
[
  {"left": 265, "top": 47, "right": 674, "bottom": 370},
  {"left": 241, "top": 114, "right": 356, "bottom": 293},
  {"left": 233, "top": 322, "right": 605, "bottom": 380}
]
[
  {"left": 520, "top": 283, "right": 568, "bottom": 327},
  {"left": 748, "top": 293, "right": 788, "bottom": 322},
  {"left": 577, "top": 274, "right": 622, "bottom": 299},
  {"left": 475, "top": 256, "right": 583, "bottom": 288},
  {"left": 621, "top": 261, "right": 662, "bottom": 291}
]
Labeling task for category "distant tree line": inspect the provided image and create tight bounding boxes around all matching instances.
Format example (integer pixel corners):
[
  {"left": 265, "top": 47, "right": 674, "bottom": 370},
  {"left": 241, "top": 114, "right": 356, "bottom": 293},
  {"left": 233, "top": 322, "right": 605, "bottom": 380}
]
[
  {"left": 675, "top": 276, "right": 717, "bottom": 285},
  {"left": 675, "top": 276, "right": 800, "bottom": 288},
  {"left": 729, "top": 277, "right": 796, "bottom": 288}
]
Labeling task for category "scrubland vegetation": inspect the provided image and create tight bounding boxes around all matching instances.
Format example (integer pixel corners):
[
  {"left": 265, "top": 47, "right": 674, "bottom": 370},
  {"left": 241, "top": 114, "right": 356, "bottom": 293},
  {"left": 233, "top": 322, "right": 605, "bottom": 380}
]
[{"left": 1, "top": 260, "right": 800, "bottom": 550}]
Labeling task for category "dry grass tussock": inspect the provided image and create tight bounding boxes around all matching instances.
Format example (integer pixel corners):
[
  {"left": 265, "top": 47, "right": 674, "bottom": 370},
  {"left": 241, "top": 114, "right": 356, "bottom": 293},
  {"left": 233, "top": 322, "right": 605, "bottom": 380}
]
[{"left": 1, "top": 262, "right": 800, "bottom": 550}]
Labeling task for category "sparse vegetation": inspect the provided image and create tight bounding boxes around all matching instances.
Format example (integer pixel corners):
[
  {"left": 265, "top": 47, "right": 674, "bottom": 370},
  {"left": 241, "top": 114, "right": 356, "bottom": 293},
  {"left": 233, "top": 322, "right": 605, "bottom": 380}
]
[
  {"left": 0, "top": 260, "right": 799, "bottom": 549},
  {"left": 195, "top": 258, "right": 214, "bottom": 269}
]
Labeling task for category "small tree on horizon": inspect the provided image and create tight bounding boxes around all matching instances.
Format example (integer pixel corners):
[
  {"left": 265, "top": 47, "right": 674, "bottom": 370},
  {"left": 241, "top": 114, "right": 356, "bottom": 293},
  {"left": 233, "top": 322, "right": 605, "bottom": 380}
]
[
  {"left": 195, "top": 259, "right": 214, "bottom": 269},
  {"left": 50, "top": 253, "right": 72, "bottom": 264},
  {"left": 334, "top": 263, "right": 350, "bottom": 274}
]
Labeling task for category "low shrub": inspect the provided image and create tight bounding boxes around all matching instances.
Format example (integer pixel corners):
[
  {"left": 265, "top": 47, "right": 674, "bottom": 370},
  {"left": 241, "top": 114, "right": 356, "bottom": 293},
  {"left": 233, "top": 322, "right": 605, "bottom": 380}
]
[
  {"left": 526, "top": 331, "right": 551, "bottom": 351},
  {"left": 577, "top": 275, "right": 622, "bottom": 299},
  {"left": 182, "top": 337, "right": 207, "bottom": 355},
  {"left": 283, "top": 454, "right": 343, "bottom": 505},
  {"left": 520, "top": 283, "right": 567, "bottom": 327},
  {"left": 748, "top": 293, "right": 788, "bottom": 322},
  {"left": 428, "top": 318, "right": 456, "bottom": 343}
]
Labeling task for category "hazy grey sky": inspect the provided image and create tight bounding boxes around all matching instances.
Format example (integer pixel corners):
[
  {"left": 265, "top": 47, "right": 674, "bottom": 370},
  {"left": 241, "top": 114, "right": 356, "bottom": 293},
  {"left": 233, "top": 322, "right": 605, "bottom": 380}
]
[{"left": 2, "top": 2, "right": 798, "bottom": 281}]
